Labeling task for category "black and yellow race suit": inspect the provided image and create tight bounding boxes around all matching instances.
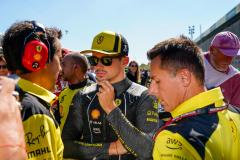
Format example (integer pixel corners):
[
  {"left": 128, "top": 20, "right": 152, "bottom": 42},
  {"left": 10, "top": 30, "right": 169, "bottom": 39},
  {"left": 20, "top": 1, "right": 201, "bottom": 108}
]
[
  {"left": 153, "top": 88, "right": 240, "bottom": 160},
  {"left": 17, "top": 78, "right": 64, "bottom": 160},
  {"left": 62, "top": 78, "right": 159, "bottom": 160}
]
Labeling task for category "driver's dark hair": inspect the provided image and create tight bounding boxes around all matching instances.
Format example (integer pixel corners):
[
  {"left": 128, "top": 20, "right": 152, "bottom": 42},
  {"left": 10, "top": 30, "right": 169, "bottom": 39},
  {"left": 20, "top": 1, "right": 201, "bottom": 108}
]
[{"left": 147, "top": 35, "right": 204, "bottom": 85}]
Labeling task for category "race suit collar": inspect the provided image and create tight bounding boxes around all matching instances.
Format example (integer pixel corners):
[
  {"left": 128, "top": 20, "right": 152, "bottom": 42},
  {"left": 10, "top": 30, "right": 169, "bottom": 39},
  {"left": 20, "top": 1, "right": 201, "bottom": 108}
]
[
  {"left": 171, "top": 87, "right": 225, "bottom": 118},
  {"left": 68, "top": 78, "right": 88, "bottom": 90},
  {"left": 112, "top": 78, "right": 132, "bottom": 97},
  {"left": 17, "top": 78, "right": 57, "bottom": 105}
]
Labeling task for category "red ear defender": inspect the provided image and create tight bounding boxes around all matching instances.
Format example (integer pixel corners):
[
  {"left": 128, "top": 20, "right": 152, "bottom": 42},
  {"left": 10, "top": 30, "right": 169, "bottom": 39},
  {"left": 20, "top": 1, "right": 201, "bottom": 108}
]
[{"left": 21, "top": 40, "right": 48, "bottom": 72}]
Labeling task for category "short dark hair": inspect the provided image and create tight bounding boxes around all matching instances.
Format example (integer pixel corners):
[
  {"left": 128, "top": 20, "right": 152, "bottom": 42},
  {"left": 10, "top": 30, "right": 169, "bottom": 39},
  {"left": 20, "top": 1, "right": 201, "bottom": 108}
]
[
  {"left": 147, "top": 35, "right": 204, "bottom": 85},
  {"left": 67, "top": 52, "right": 89, "bottom": 74},
  {"left": 2, "top": 20, "right": 62, "bottom": 73}
]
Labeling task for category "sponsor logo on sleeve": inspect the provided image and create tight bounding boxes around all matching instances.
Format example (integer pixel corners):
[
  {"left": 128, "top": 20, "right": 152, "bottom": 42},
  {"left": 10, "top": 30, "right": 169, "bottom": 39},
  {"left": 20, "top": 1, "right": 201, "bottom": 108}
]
[{"left": 166, "top": 138, "right": 182, "bottom": 150}]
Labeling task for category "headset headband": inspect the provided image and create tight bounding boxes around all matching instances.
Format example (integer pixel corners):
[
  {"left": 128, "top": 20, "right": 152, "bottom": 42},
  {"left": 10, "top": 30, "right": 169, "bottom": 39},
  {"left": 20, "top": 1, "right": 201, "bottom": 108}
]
[
  {"left": 23, "top": 21, "right": 51, "bottom": 62},
  {"left": 21, "top": 21, "right": 51, "bottom": 72}
]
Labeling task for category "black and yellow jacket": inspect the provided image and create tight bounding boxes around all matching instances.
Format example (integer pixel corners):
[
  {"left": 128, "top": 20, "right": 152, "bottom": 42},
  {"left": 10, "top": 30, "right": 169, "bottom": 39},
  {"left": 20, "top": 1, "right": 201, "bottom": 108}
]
[
  {"left": 153, "top": 88, "right": 240, "bottom": 160},
  {"left": 17, "top": 78, "right": 64, "bottom": 160},
  {"left": 62, "top": 78, "right": 159, "bottom": 160}
]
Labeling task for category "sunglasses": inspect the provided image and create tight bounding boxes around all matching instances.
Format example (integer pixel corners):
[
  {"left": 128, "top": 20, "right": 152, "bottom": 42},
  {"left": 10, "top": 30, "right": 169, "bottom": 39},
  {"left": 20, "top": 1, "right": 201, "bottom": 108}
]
[
  {"left": 88, "top": 56, "right": 121, "bottom": 66},
  {"left": 0, "top": 65, "right": 7, "bottom": 69},
  {"left": 130, "top": 64, "right": 137, "bottom": 67}
]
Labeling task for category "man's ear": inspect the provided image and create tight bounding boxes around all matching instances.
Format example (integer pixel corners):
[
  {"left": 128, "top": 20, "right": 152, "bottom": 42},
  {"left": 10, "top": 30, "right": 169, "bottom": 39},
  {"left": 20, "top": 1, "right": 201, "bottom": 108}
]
[
  {"left": 209, "top": 46, "right": 213, "bottom": 52},
  {"left": 209, "top": 46, "right": 216, "bottom": 55},
  {"left": 122, "top": 56, "right": 129, "bottom": 67},
  {"left": 177, "top": 68, "right": 191, "bottom": 87}
]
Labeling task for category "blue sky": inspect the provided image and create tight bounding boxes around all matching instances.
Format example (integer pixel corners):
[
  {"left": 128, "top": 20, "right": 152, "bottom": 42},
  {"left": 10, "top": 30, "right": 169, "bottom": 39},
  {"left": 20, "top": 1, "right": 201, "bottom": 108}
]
[{"left": 1, "top": 0, "right": 239, "bottom": 64}]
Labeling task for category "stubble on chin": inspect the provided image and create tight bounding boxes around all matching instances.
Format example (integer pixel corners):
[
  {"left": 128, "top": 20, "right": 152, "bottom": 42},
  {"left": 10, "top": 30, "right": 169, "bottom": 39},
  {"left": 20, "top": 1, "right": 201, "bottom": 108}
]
[{"left": 96, "top": 76, "right": 106, "bottom": 83}]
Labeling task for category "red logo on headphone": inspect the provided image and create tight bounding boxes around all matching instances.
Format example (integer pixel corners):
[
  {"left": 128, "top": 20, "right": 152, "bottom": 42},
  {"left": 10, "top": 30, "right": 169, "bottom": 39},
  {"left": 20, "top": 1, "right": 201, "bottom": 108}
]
[
  {"left": 36, "top": 45, "right": 42, "bottom": 52},
  {"left": 22, "top": 40, "right": 48, "bottom": 72}
]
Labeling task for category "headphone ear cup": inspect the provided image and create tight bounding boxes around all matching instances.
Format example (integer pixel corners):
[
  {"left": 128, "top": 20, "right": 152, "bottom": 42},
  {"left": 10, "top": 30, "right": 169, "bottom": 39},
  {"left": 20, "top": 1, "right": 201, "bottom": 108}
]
[{"left": 22, "top": 40, "right": 49, "bottom": 72}]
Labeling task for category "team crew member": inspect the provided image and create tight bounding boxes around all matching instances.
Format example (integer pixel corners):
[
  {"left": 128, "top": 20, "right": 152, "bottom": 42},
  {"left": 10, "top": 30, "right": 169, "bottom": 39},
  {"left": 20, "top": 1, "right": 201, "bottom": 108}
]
[
  {"left": 147, "top": 36, "right": 240, "bottom": 159},
  {"left": 2, "top": 20, "right": 64, "bottom": 160},
  {"left": 57, "top": 52, "right": 94, "bottom": 131},
  {"left": 62, "top": 31, "right": 159, "bottom": 160}
]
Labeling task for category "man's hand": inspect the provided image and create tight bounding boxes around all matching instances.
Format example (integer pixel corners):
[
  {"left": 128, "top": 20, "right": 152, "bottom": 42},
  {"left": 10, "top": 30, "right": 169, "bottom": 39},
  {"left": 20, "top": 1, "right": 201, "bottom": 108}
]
[
  {"left": 97, "top": 80, "right": 117, "bottom": 114},
  {"left": 109, "top": 140, "right": 128, "bottom": 155},
  {"left": 0, "top": 76, "right": 18, "bottom": 119},
  {"left": 115, "top": 140, "right": 128, "bottom": 155},
  {"left": 0, "top": 76, "right": 27, "bottom": 160}
]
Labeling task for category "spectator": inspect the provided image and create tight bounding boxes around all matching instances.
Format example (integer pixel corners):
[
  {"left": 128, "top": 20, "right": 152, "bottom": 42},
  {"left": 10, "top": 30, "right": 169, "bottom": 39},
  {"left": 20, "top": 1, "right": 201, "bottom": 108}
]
[
  {"left": 57, "top": 52, "right": 94, "bottom": 131},
  {"left": 126, "top": 60, "right": 141, "bottom": 83},
  {"left": 204, "top": 31, "right": 240, "bottom": 107},
  {"left": 147, "top": 35, "right": 240, "bottom": 159},
  {"left": 62, "top": 31, "right": 159, "bottom": 160},
  {"left": 0, "top": 76, "right": 27, "bottom": 160},
  {"left": 141, "top": 69, "right": 149, "bottom": 86},
  {"left": 0, "top": 50, "right": 9, "bottom": 76},
  {"left": 2, "top": 20, "right": 64, "bottom": 159}
]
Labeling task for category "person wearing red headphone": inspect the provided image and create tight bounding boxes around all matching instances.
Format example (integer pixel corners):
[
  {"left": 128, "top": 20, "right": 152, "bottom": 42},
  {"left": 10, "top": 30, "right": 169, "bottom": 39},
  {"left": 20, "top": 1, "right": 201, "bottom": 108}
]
[{"left": 2, "top": 20, "right": 64, "bottom": 160}]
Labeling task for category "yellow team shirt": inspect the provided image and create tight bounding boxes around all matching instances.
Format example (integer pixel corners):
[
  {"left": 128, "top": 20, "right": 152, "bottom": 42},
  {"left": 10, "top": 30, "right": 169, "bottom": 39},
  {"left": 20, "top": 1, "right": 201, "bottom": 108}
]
[
  {"left": 153, "top": 87, "right": 240, "bottom": 160},
  {"left": 18, "top": 78, "right": 64, "bottom": 160},
  {"left": 59, "top": 87, "right": 82, "bottom": 132}
]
